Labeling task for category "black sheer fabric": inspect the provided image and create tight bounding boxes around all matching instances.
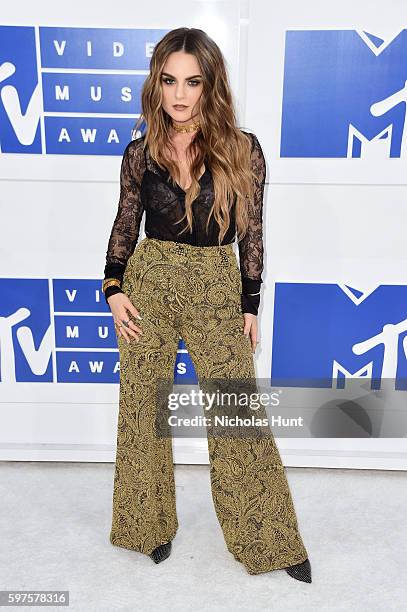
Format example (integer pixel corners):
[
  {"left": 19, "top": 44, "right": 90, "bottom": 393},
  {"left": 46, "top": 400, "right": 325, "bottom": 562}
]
[{"left": 103, "top": 130, "right": 266, "bottom": 315}]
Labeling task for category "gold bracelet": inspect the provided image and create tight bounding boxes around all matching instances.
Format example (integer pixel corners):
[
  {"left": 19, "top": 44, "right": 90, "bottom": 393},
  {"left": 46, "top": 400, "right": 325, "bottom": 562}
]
[{"left": 102, "top": 278, "right": 122, "bottom": 293}]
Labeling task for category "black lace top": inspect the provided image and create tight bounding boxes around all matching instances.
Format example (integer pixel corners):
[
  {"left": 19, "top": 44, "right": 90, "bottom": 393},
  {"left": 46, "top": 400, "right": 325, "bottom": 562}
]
[{"left": 103, "top": 130, "right": 266, "bottom": 315}]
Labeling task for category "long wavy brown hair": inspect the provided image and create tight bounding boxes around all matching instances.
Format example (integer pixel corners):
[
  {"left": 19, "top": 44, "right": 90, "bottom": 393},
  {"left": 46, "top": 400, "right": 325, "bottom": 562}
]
[{"left": 132, "top": 27, "right": 257, "bottom": 245}]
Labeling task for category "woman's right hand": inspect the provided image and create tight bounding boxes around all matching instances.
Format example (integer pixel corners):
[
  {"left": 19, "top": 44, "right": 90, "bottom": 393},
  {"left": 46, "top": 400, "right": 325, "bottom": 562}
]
[{"left": 107, "top": 292, "right": 143, "bottom": 344}]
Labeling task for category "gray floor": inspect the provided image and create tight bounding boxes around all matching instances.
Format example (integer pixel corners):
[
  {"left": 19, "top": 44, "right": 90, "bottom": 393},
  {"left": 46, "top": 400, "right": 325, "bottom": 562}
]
[{"left": 0, "top": 462, "right": 406, "bottom": 612}]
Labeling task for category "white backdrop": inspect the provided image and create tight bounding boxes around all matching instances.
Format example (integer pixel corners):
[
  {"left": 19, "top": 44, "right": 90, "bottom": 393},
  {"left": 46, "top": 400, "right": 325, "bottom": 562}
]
[{"left": 1, "top": 0, "right": 406, "bottom": 468}]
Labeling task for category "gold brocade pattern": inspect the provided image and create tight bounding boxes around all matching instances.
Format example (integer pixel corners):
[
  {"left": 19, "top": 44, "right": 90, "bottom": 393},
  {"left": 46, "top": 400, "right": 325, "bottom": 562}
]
[{"left": 109, "top": 237, "right": 308, "bottom": 574}]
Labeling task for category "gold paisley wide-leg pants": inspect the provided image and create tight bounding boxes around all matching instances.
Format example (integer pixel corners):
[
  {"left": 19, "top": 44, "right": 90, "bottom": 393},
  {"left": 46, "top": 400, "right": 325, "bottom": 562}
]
[{"left": 109, "top": 237, "right": 309, "bottom": 575}]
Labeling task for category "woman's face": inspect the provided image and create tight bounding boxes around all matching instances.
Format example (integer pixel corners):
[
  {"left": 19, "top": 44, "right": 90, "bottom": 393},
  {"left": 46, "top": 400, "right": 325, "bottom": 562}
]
[{"left": 160, "top": 51, "right": 203, "bottom": 125}]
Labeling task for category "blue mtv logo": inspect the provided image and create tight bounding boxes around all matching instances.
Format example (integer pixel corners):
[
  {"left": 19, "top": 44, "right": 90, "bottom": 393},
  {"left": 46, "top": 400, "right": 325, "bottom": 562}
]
[
  {"left": 0, "top": 25, "right": 167, "bottom": 155},
  {"left": 0, "top": 278, "right": 197, "bottom": 384},
  {"left": 281, "top": 30, "right": 407, "bottom": 158},
  {"left": 271, "top": 283, "right": 407, "bottom": 390}
]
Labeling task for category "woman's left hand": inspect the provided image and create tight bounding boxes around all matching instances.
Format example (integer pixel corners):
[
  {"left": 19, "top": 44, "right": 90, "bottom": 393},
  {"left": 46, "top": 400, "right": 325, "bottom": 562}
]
[{"left": 243, "top": 313, "right": 259, "bottom": 353}]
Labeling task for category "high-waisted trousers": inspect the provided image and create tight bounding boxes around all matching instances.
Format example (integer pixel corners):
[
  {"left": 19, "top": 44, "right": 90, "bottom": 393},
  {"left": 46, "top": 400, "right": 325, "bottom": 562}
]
[{"left": 109, "top": 236, "right": 309, "bottom": 575}]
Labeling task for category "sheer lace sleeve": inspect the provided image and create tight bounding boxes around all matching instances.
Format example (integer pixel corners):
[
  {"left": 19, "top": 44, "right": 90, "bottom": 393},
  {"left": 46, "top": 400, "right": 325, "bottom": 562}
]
[
  {"left": 103, "top": 138, "right": 145, "bottom": 302},
  {"left": 238, "top": 132, "right": 266, "bottom": 315}
]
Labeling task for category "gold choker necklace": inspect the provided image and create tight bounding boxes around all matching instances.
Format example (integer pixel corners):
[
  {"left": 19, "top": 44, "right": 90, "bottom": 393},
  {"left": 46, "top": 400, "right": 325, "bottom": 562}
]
[{"left": 171, "top": 120, "right": 201, "bottom": 133}]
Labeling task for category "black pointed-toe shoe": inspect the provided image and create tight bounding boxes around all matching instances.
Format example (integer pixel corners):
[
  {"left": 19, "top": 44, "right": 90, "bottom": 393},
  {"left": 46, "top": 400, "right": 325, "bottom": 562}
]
[
  {"left": 149, "top": 541, "right": 172, "bottom": 564},
  {"left": 285, "top": 558, "right": 312, "bottom": 583}
]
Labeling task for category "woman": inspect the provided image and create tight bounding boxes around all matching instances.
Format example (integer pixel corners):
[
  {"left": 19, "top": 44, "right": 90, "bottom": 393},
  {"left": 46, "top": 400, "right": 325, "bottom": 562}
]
[{"left": 103, "top": 27, "right": 311, "bottom": 582}]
